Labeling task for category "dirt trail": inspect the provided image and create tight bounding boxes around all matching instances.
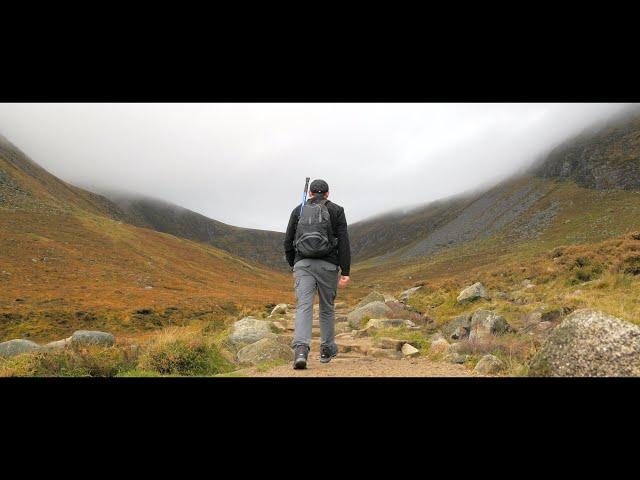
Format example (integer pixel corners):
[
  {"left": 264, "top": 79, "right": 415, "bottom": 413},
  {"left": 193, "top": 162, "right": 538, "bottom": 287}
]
[
  {"left": 244, "top": 355, "right": 480, "bottom": 377},
  {"left": 239, "top": 304, "right": 483, "bottom": 378}
]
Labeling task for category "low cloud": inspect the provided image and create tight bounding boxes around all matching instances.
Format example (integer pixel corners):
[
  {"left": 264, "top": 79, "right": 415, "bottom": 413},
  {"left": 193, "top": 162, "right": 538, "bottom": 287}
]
[{"left": 0, "top": 103, "right": 631, "bottom": 231}]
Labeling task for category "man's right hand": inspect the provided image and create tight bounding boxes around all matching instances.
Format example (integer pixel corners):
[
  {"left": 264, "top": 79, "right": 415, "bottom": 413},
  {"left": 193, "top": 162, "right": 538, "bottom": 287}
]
[{"left": 338, "top": 275, "right": 350, "bottom": 288}]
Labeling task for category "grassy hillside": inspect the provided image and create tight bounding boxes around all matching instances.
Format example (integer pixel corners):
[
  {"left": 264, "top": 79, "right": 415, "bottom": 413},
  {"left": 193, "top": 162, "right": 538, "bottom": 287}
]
[
  {"left": 0, "top": 137, "right": 292, "bottom": 342},
  {"left": 106, "top": 193, "right": 286, "bottom": 270}
]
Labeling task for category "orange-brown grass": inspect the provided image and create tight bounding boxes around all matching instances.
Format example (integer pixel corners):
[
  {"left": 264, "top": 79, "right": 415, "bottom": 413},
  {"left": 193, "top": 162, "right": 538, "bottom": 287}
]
[
  {"left": 0, "top": 208, "right": 293, "bottom": 341},
  {"left": 353, "top": 231, "right": 640, "bottom": 327}
]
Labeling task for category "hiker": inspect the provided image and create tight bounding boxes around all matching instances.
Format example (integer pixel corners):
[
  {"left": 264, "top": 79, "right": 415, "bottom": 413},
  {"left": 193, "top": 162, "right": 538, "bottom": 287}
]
[{"left": 284, "top": 179, "right": 351, "bottom": 369}]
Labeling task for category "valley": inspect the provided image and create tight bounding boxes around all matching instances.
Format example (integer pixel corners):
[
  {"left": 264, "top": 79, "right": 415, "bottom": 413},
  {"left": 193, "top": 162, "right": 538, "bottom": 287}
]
[{"left": 2, "top": 107, "right": 640, "bottom": 377}]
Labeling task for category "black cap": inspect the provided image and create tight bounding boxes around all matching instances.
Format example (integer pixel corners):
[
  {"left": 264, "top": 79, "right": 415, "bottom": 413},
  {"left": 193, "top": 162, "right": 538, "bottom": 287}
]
[{"left": 309, "top": 179, "right": 329, "bottom": 193}]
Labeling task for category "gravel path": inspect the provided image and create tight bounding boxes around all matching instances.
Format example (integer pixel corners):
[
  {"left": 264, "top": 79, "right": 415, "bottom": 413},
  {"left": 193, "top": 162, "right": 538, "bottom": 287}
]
[{"left": 241, "top": 355, "right": 482, "bottom": 377}]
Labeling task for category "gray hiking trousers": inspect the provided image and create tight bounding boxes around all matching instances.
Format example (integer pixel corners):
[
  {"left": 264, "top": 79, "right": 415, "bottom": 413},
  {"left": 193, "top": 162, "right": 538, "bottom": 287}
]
[{"left": 292, "top": 258, "right": 340, "bottom": 349}]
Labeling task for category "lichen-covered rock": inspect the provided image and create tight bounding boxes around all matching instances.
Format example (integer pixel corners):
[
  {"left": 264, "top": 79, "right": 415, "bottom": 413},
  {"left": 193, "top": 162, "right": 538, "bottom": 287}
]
[
  {"left": 71, "top": 330, "right": 115, "bottom": 348},
  {"left": 457, "top": 282, "right": 489, "bottom": 303},
  {"left": 236, "top": 337, "right": 294, "bottom": 366},
  {"left": 441, "top": 314, "right": 472, "bottom": 340},
  {"left": 474, "top": 354, "right": 504, "bottom": 374},
  {"left": 0, "top": 339, "right": 40, "bottom": 357},
  {"left": 347, "top": 301, "right": 392, "bottom": 329},
  {"left": 228, "top": 317, "right": 276, "bottom": 346},
  {"left": 355, "top": 291, "right": 386, "bottom": 309},
  {"left": 528, "top": 309, "right": 640, "bottom": 377},
  {"left": 468, "top": 310, "right": 510, "bottom": 342}
]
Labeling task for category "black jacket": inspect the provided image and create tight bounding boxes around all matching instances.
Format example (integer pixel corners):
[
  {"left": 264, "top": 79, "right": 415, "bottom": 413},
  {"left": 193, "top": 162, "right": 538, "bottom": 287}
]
[{"left": 284, "top": 197, "right": 351, "bottom": 275}]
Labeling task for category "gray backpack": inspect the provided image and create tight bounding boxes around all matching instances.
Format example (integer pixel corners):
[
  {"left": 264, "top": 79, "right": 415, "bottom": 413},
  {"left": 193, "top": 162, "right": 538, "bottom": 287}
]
[{"left": 294, "top": 199, "right": 335, "bottom": 258}]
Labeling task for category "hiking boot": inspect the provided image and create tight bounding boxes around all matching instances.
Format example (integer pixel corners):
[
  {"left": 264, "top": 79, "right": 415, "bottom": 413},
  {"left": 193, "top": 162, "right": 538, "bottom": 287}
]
[
  {"left": 293, "top": 345, "right": 309, "bottom": 370},
  {"left": 320, "top": 344, "right": 338, "bottom": 363}
]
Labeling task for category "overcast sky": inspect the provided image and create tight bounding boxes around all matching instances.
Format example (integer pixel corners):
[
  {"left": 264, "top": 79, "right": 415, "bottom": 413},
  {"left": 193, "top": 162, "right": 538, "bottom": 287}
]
[{"left": 0, "top": 103, "right": 631, "bottom": 231}]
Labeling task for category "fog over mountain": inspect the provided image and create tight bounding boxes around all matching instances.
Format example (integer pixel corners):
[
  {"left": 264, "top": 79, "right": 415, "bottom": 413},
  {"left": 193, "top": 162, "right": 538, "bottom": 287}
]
[{"left": 0, "top": 103, "right": 631, "bottom": 231}]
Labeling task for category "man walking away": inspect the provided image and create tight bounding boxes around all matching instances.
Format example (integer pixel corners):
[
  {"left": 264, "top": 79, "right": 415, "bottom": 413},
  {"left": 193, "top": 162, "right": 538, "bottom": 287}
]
[{"left": 284, "top": 179, "right": 351, "bottom": 370}]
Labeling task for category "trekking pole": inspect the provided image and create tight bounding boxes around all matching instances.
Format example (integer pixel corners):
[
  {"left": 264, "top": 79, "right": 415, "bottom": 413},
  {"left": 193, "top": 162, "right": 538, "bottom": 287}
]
[{"left": 300, "top": 177, "right": 310, "bottom": 215}]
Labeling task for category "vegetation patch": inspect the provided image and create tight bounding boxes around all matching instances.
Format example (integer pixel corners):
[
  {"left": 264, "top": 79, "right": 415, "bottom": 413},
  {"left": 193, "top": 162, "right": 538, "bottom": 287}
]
[{"left": 137, "top": 328, "right": 234, "bottom": 376}]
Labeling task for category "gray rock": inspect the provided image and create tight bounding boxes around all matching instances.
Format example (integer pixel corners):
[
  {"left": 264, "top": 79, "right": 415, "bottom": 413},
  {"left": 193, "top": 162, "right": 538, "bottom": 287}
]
[
  {"left": 528, "top": 309, "right": 640, "bottom": 377},
  {"left": 399, "top": 286, "right": 423, "bottom": 302},
  {"left": 71, "top": 330, "right": 115, "bottom": 348},
  {"left": 522, "top": 279, "right": 535, "bottom": 288},
  {"left": 236, "top": 337, "right": 294, "bottom": 366},
  {"left": 444, "top": 352, "right": 469, "bottom": 364},
  {"left": 42, "top": 337, "right": 72, "bottom": 351},
  {"left": 365, "top": 318, "right": 416, "bottom": 330},
  {"left": 441, "top": 314, "right": 472, "bottom": 340},
  {"left": 0, "top": 339, "right": 41, "bottom": 357},
  {"left": 457, "top": 282, "right": 489, "bottom": 303},
  {"left": 347, "top": 301, "right": 393, "bottom": 329},
  {"left": 474, "top": 354, "right": 504, "bottom": 374},
  {"left": 401, "top": 343, "right": 420, "bottom": 357},
  {"left": 228, "top": 317, "right": 276, "bottom": 346},
  {"left": 355, "top": 291, "right": 386, "bottom": 309},
  {"left": 525, "top": 306, "right": 571, "bottom": 326},
  {"left": 468, "top": 310, "right": 510, "bottom": 342},
  {"left": 270, "top": 304, "right": 289, "bottom": 316}
]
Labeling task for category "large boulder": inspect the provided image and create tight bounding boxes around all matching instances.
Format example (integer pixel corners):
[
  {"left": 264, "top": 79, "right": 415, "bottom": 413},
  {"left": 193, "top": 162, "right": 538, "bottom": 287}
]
[
  {"left": 457, "top": 282, "right": 489, "bottom": 303},
  {"left": 474, "top": 354, "right": 504, "bottom": 375},
  {"left": 528, "top": 309, "right": 640, "bottom": 377},
  {"left": 468, "top": 310, "right": 510, "bottom": 342},
  {"left": 441, "top": 314, "right": 472, "bottom": 340},
  {"left": 236, "top": 337, "right": 294, "bottom": 366},
  {"left": 0, "top": 339, "right": 40, "bottom": 358},
  {"left": 399, "top": 286, "right": 423, "bottom": 302},
  {"left": 356, "top": 291, "right": 386, "bottom": 309},
  {"left": 71, "top": 330, "right": 115, "bottom": 348},
  {"left": 347, "top": 301, "right": 392, "bottom": 329},
  {"left": 228, "top": 317, "right": 276, "bottom": 347}
]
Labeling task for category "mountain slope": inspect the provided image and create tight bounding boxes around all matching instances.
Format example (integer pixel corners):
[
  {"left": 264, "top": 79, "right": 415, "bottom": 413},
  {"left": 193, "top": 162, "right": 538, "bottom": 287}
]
[
  {"left": 348, "top": 111, "right": 640, "bottom": 289},
  {"left": 105, "top": 193, "right": 286, "bottom": 270},
  {"left": 533, "top": 110, "right": 640, "bottom": 189},
  {"left": 0, "top": 135, "right": 291, "bottom": 341}
]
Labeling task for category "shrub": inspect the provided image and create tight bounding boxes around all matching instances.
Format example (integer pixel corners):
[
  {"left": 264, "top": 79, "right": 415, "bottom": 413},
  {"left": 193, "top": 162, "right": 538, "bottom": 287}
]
[
  {"left": 0, "top": 346, "right": 137, "bottom": 377},
  {"left": 622, "top": 255, "right": 640, "bottom": 275},
  {"left": 574, "top": 256, "right": 591, "bottom": 268},
  {"left": 138, "top": 332, "right": 233, "bottom": 376}
]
